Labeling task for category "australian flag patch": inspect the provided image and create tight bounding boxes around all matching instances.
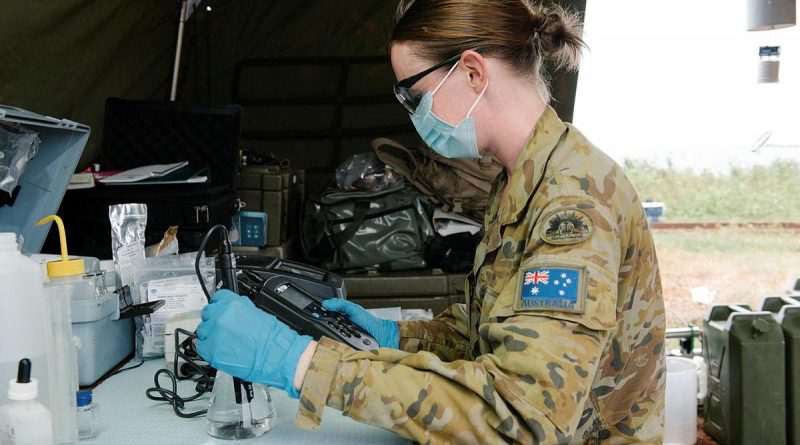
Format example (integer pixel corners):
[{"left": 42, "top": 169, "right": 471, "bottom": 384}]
[{"left": 515, "top": 267, "right": 585, "bottom": 314}]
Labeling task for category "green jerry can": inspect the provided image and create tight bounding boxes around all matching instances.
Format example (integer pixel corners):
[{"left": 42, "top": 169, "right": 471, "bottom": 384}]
[
  {"left": 703, "top": 304, "right": 787, "bottom": 445},
  {"left": 760, "top": 295, "right": 800, "bottom": 445}
]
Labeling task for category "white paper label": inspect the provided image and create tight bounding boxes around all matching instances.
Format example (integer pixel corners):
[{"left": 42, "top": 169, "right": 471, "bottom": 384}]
[
  {"left": 116, "top": 242, "right": 144, "bottom": 287},
  {"left": 141, "top": 276, "right": 208, "bottom": 356}
]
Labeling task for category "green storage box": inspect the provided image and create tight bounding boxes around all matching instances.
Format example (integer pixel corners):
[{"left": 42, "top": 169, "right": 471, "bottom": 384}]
[
  {"left": 703, "top": 304, "right": 787, "bottom": 445},
  {"left": 345, "top": 269, "right": 450, "bottom": 298},
  {"left": 237, "top": 165, "right": 304, "bottom": 246},
  {"left": 350, "top": 296, "right": 453, "bottom": 316},
  {"left": 760, "top": 295, "right": 800, "bottom": 445},
  {"left": 233, "top": 237, "right": 299, "bottom": 260},
  {"left": 238, "top": 189, "right": 263, "bottom": 212},
  {"left": 344, "top": 270, "right": 468, "bottom": 316}
]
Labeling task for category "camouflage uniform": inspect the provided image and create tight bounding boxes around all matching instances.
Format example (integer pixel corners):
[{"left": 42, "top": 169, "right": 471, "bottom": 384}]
[{"left": 296, "top": 106, "right": 666, "bottom": 444}]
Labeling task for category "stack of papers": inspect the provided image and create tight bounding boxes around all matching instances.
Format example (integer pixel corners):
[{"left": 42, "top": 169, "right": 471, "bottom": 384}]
[
  {"left": 99, "top": 161, "right": 209, "bottom": 185},
  {"left": 67, "top": 172, "right": 95, "bottom": 190}
]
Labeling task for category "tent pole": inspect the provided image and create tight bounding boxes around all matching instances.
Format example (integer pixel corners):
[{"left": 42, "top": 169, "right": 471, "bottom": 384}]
[{"left": 170, "top": 0, "right": 189, "bottom": 101}]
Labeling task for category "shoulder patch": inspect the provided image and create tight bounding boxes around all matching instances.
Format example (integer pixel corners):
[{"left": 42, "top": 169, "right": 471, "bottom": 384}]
[
  {"left": 514, "top": 266, "right": 586, "bottom": 314},
  {"left": 540, "top": 208, "right": 594, "bottom": 245}
]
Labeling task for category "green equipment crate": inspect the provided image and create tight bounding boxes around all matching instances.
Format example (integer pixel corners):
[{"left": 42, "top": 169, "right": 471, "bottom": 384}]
[
  {"left": 237, "top": 165, "right": 304, "bottom": 246},
  {"left": 760, "top": 295, "right": 800, "bottom": 445},
  {"left": 233, "top": 237, "right": 299, "bottom": 260},
  {"left": 703, "top": 304, "right": 787, "bottom": 445},
  {"left": 344, "top": 269, "right": 467, "bottom": 316}
]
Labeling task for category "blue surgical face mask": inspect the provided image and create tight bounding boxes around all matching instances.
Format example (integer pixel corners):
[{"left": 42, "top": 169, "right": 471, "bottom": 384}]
[{"left": 410, "top": 62, "right": 489, "bottom": 159}]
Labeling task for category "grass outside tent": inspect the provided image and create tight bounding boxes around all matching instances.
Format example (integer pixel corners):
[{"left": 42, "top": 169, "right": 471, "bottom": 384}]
[
  {"left": 622, "top": 161, "right": 800, "bottom": 329},
  {"left": 624, "top": 159, "right": 800, "bottom": 222}
]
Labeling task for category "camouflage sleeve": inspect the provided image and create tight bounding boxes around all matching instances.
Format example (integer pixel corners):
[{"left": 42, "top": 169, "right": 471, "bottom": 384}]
[
  {"left": 296, "top": 320, "right": 610, "bottom": 444},
  {"left": 396, "top": 303, "right": 471, "bottom": 362},
  {"left": 295, "top": 189, "right": 624, "bottom": 443}
]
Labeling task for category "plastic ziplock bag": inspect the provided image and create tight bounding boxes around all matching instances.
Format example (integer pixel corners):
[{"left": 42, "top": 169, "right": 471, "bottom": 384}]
[
  {"left": 132, "top": 253, "right": 214, "bottom": 358},
  {"left": 0, "top": 122, "right": 40, "bottom": 195},
  {"left": 335, "top": 153, "right": 403, "bottom": 192},
  {"left": 109, "top": 203, "right": 147, "bottom": 287}
]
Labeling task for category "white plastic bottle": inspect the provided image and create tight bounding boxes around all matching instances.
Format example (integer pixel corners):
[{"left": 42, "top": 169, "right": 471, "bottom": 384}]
[
  {"left": 36, "top": 216, "right": 83, "bottom": 445},
  {"left": 0, "top": 358, "right": 54, "bottom": 444},
  {"left": 0, "top": 233, "right": 50, "bottom": 410}
]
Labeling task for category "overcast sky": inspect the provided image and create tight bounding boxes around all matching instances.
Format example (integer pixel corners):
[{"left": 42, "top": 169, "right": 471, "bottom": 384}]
[{"left": 574, "top": 1, "right": 799, "bottom": 171}]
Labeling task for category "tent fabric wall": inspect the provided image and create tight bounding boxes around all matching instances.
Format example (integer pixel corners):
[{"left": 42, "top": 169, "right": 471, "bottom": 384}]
[
  {"left": 0, "top": 0, "right": 584, "bottom": 176},
  {"left": 178, "top": 0, "right": 397, "bottom": 104},
  {"left": 0, "top": 0, "right": 178, "bottom": 168},
  {"left": 177, "top": 0, "right": 585, "bottom": 191}
]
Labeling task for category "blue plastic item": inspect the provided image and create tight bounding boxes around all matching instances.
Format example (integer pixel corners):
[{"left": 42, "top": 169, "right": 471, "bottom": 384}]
[
  {"left": 231, "top": 211, "right": 267, "bottom": 247},
  {"left": 76, "top": 390, "right": 92, "bottom": 407},
  {"left": 0, "top": 105, "right": 89, "bottom": 254}
]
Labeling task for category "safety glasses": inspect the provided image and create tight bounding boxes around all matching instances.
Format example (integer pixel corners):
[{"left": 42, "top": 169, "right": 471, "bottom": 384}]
[{"left": 393, "top": 53, "right": 463, "bottom": 114}]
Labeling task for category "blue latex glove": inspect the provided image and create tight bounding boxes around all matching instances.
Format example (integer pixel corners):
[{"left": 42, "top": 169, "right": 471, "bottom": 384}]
[
  {"left": 196, "top": 289, "right": 312, "bottom": 398},
  {"left": 322, "top": 298, "right": 399, "bottom": 349}
]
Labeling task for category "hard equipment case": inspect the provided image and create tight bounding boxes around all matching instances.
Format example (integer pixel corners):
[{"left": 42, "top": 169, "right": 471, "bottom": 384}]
[
  {"left": 237, "top": 164, "right": 305, "bottom": 246},
  {"left": 54, "top": 98, "right": 241, "bottom": 258}
]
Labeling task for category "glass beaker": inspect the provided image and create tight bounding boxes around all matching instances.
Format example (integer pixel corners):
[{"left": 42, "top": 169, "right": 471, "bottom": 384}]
[{"left": 207, "top": 371, "right": 275, "bottom": 440}]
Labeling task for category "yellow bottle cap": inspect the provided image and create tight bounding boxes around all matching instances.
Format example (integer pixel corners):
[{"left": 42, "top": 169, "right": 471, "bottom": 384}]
[{"left": 36, "top": 215, "right": 85, "bottom": 278}]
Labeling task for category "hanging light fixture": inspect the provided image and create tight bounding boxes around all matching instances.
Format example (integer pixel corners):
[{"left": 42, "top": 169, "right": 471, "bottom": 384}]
[{"left": 747, "top": 0, "right": 796, "bottom": 31}]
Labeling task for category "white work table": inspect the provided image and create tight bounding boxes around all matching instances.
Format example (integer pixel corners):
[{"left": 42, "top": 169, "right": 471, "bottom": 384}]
[{"left": 81, "top": 360, "right": 409, "bottom": 445}]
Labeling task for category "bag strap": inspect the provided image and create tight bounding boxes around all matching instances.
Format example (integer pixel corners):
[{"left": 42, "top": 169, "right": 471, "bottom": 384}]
[
  {"left": 371, "top": 138, "right": 441, "bottom": 204},
  {"left": 305, "top": 199, "right": 371, "bottom": 259},
  {"left": 371, "top": 138, "right": 420, "bottom": 177}
]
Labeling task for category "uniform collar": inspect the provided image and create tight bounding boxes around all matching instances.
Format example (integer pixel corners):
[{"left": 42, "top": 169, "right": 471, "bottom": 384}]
[{"left": 496, "top": 105, "right": 567, "bottom": 225}]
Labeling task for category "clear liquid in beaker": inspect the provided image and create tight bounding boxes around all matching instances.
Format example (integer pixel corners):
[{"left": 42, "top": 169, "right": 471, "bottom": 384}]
[{"left": 207, "top": 371, "right": 275, "bottom": 440}]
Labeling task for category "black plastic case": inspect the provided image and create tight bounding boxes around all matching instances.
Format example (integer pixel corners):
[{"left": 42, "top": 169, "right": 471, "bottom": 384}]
[{"left": 53, "top": 99, "right": 241, "bottom": 258}]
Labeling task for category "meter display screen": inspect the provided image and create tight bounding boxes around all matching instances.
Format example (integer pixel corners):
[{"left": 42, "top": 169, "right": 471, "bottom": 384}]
[{"left": 276, "top": 283, "right": 314, "bottom": 309}]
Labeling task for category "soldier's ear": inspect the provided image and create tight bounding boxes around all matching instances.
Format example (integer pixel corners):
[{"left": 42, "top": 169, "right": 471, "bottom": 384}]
[{"left": 460, "top": 50, "right": 488, "bottom": 94}]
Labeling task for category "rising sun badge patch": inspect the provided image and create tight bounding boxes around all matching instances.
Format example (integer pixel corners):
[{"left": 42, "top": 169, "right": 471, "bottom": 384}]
[{"left": 540, "top": 209, "right": 594, "bottom": 246}]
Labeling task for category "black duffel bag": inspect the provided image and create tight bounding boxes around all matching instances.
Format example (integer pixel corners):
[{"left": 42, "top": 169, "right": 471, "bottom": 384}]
[{"left": 302, "top": 184, "right": 434, "bottom": 272}]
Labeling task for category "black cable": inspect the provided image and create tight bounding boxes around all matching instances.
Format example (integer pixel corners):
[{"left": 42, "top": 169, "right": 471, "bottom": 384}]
[
  {"left": 145, "top": 329, "right": 214, "bottom": 418},
  {"left": 108, "top": 358, "right": 144, "bottom": 377},
  {"left": 145, "top": 224, "right": 228, "bottom": 419},
  {"left": 146, "top": 369, "right": 209, "bottom": 418},
  {"left": 196, "top": 224, "right": 228, "bottom": 302}
]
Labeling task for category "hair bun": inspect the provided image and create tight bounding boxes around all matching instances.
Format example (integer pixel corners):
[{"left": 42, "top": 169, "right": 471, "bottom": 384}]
[{"left": 530, "top": 5, "right": 585, "bottom": 72}]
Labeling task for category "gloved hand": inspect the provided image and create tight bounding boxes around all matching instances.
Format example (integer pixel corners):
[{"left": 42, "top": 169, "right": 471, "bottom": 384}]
[
  {"left": 196, "top": 289, "right": 312, "bottom": 398},
  {"left": 322, "top": 298, "right": 399, "bottom": 349}
]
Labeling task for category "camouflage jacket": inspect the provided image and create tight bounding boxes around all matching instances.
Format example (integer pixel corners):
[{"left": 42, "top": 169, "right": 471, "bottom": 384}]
[{"left": 296, "top": 106, "right": 666, "bottom": 445}]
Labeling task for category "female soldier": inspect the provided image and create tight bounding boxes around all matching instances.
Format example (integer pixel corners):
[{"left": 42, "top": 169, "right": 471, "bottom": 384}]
[{"left": 196, "top": 1, "right": 666, "bottom": 443}]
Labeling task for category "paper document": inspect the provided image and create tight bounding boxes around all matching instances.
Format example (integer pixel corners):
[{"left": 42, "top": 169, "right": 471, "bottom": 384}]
[
  {"left": 365, "top": 307, "right": 434, "bottom": 322},
  {"left": 141, "top": 275, "right": 207, "bottom": 356},
  {"left": 99, "top": 161, "right": 189, "bottom": 183},
  {"left": 105, "top": 166, "right": 209, "bottom": 186},
  {"left": 366, "top": 307, "right": 403, "bottom": 322},
  {"left": 67, "top": 172, "right": 95, "bottom": 190}
]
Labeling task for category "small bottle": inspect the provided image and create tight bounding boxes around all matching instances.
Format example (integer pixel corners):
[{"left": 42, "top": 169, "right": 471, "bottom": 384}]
[
  {"left": 75, "top": 390, "right": 99, "bottom": 440},
  {"left": 0, "top": 359, "right": 54, "bottom": 445}
]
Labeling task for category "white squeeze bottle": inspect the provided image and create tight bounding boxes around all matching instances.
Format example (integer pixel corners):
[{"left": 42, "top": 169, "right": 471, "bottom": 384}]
[
  {"left": 36, "top": 215, "right": 82, "bottom": 445},
  {"left": 0, "top": 233, "right": 51, "bottom": 410},
  {"left": 0, "top": 358, "right": 54, "bottom": 444}
]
